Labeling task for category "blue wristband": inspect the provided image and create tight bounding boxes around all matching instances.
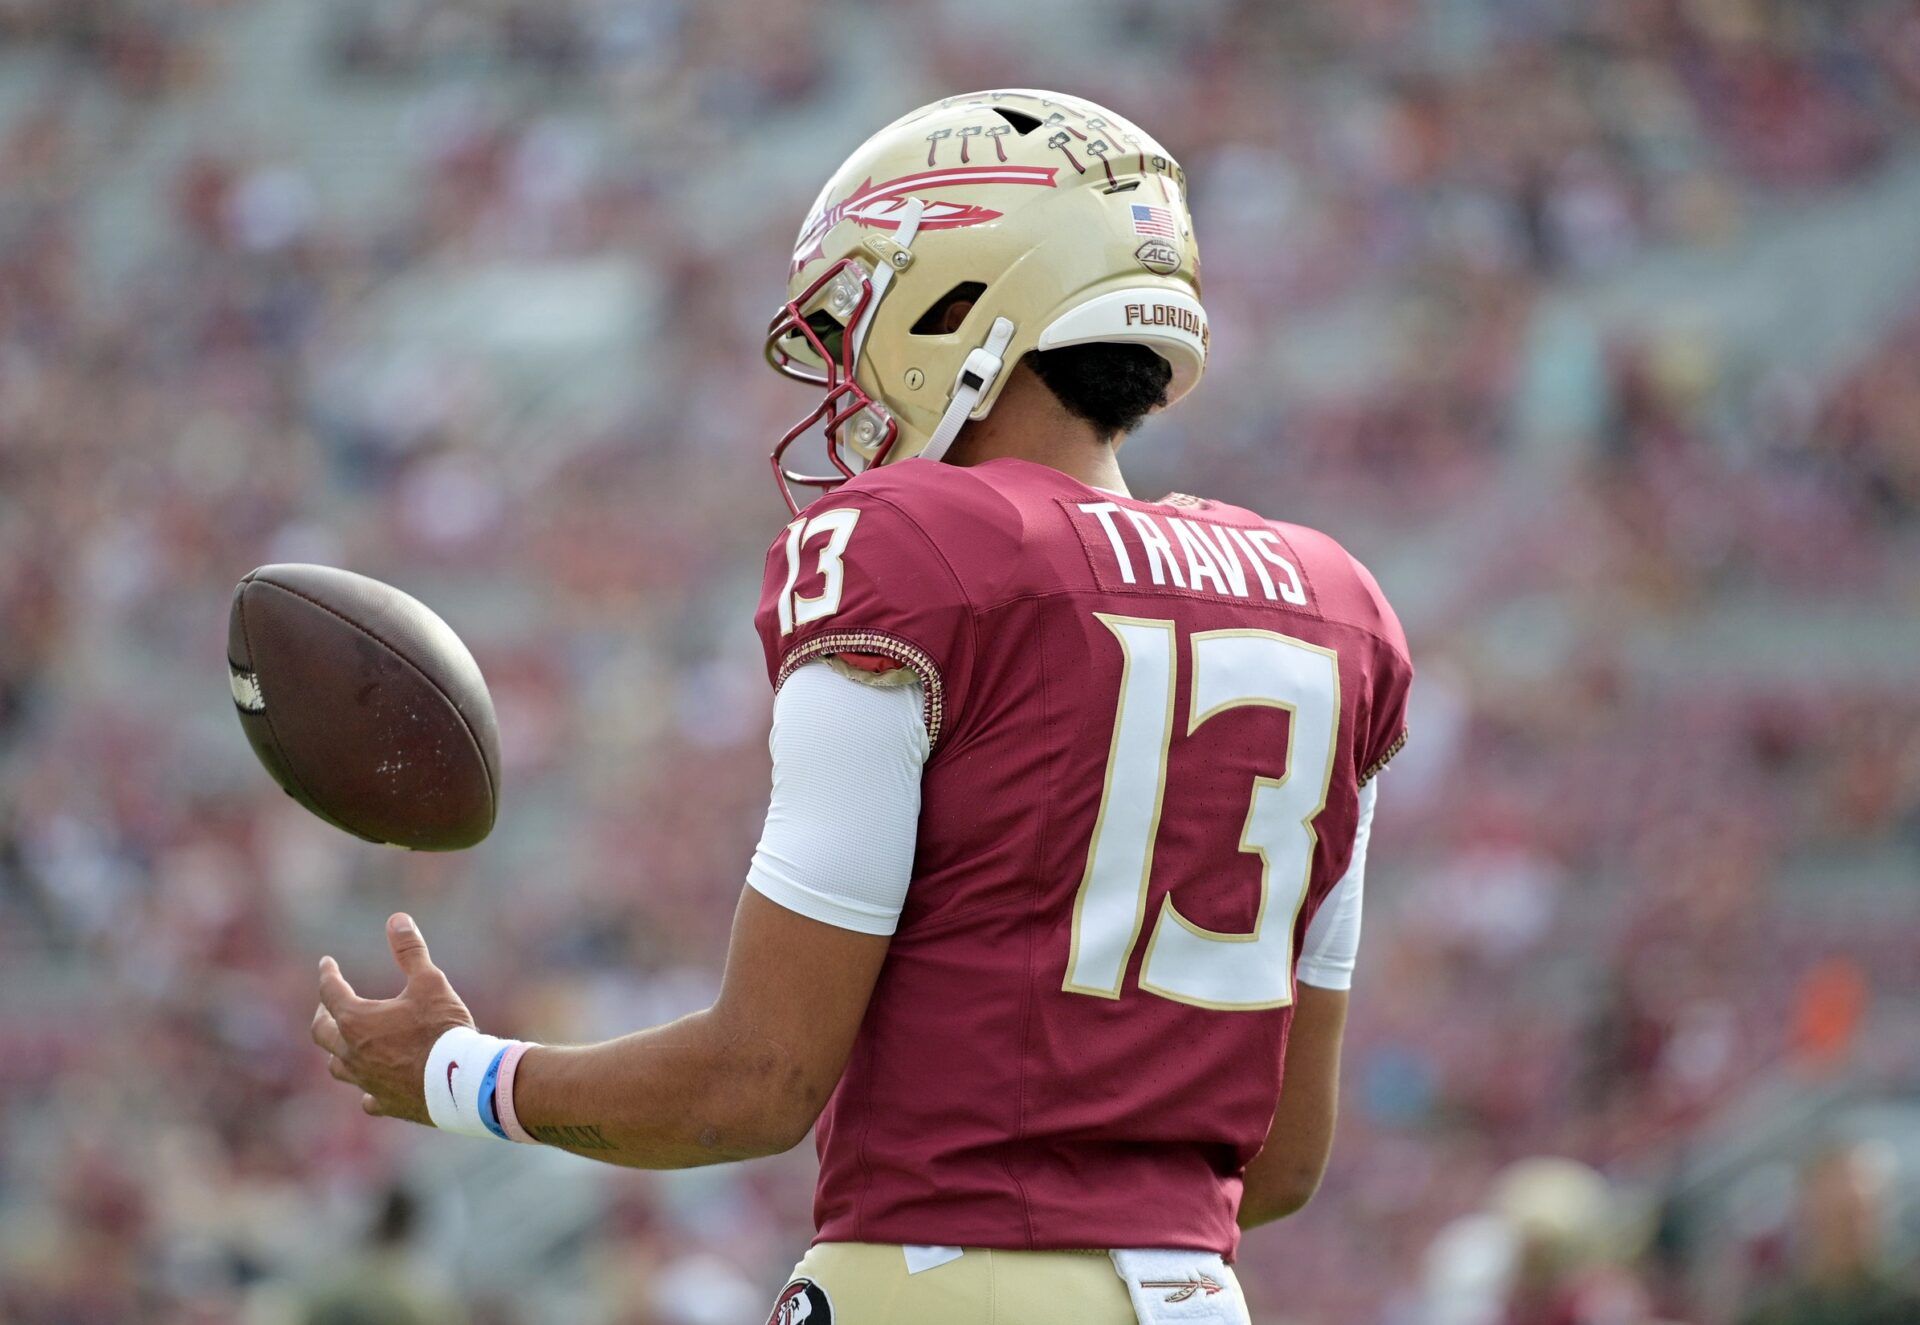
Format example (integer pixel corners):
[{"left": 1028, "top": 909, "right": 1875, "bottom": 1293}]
[{"left": 477, "top": 1045, "right": 511, "bottom": 1140}]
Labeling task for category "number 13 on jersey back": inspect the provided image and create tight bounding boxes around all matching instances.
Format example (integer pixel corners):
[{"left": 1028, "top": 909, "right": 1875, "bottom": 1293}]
[{"left": 1066, "top": 614, "right": 1339, "bottom": 1012}]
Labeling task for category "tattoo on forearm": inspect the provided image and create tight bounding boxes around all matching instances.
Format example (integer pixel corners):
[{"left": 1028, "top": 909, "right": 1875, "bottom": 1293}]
[{"left": 527, "top": 1122, "right": 616, "bottom": 1151}]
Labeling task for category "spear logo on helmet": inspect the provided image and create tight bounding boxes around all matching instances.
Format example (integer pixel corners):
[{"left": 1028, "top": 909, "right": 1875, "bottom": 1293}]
[{"left": 791, "top": 164, "right": 1058, "bottom": 270}]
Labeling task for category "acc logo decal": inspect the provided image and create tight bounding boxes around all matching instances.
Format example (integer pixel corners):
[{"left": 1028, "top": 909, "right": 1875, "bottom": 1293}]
[
  {"left": 766, "top": 1277, "right": 833, "bottom": 1325},
  {"left": 792, "top": 165, "right": 1057, "bottom": 269},
  {"left": 1134, "top": 239, "right": 1180, "bottom": 274}
]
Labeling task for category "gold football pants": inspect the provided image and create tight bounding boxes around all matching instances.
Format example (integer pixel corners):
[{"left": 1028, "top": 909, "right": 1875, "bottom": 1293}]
[{"left": 770, "top": 1242, "right": 1139, "bottom": 1325}]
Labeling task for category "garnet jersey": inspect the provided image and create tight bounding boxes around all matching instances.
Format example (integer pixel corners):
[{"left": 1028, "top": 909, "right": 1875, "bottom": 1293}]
[{"left": 753, "top": 456, "right": 1412, "bottom": 1258}]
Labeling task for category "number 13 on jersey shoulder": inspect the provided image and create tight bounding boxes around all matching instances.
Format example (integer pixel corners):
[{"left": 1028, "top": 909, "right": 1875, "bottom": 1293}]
[
  {"left": 1066, "top": 614, "right": 1341, "bottom": 1011},
  {"left": 777, "top": 508, "right": 861, "bottom": 635}
]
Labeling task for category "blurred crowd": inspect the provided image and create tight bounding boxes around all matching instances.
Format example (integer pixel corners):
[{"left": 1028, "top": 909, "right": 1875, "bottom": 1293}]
[{"left": 3, "top": 1, "right": 1920, "bottom": 1323}]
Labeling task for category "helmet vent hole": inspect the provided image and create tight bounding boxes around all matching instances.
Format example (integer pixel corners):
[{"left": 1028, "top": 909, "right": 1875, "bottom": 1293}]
[
  {"left": 910, "top": 282, "right": 988, "bottom": 335},
  {"left": 1104, "top": 180, "right": 1141, "bottom": 195},
  {"left": 993, "top": 108, "right": 1043, "bottom": 135}
]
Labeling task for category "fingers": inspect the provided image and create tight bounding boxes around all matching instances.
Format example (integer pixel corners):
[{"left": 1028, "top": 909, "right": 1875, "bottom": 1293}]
[
  {"left": 312, "top": 920, "right": 448, "bottom": 1128},
  {"left": 309, "top": 1003, "right": 347, "bottom": 1057},
  {"left": 385, "top": 913, "right": 438, "bottom": 983},
  {"left": 317, "top": 956, "right": 365, "bottom": 1016}
]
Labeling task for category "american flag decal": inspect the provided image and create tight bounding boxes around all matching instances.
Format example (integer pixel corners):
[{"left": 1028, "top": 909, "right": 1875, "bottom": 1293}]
[{"left": 1130, "top": 203, "right": 1176, "bottom": 238}]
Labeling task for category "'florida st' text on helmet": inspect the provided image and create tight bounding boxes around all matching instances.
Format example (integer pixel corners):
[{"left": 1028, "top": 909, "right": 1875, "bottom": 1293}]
[{"left": 765, "top": 88, "right": 1209, "bottom": 512}]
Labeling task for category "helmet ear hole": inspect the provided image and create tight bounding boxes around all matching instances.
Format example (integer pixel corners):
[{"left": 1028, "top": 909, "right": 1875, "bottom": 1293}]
[{"left": 910, "top": 282, "right": 989, "bottom": 335}]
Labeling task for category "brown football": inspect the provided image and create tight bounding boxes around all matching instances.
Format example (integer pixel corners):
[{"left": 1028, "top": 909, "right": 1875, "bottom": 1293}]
[{"left": 227, "top": 564, "right": 501, "bottom": 851}]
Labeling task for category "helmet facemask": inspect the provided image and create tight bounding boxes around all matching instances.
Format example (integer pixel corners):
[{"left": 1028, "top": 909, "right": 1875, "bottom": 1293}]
[
  {"left": 765, "top": 197, "right": 931, "bottom": 514},
  {"left": 764, "top": 256, "right": 901, "bottom": 515}
]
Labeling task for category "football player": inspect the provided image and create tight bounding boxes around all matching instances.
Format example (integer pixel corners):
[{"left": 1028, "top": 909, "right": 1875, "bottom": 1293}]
[{"left": 312, "top": 89, "right": 1411, "bottom": 1325}]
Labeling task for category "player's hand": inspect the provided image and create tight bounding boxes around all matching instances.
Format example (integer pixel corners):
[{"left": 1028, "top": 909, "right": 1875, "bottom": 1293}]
[{"left": 310, "top": 913, "right": 474, "bottom": 1125}]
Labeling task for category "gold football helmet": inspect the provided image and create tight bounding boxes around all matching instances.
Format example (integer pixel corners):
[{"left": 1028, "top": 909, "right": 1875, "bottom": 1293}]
[{"left": 766, "top": 89, "right": 1209, "bottom": 511}]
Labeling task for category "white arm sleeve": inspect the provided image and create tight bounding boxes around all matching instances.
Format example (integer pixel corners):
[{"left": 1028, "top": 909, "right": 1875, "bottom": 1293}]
[
  {"left": 1294, "top": 777, "right": 1377, "bottom": 991},
  {"left": 746, "top": 661, "right": 928, "bottom": 936}
]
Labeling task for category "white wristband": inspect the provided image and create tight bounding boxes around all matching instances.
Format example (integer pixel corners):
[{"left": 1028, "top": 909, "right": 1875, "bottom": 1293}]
[{"left": 424, "top": 1025, "right": 518, "bottom": 1139}]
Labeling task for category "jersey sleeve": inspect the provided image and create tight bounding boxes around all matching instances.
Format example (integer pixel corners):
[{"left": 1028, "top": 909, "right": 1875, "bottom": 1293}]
[
  {"left": 754, "top": 487, "right": 976, "bottom": 750},
  {"left": 1349, "top": 554, "right": 1413, "bottom": 784}
]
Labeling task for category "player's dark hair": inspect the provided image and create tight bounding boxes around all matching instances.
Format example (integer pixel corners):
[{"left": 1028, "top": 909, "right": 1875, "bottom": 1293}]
[{"left": 1026, "top": 342, "right": 1172, "bottom": 439}]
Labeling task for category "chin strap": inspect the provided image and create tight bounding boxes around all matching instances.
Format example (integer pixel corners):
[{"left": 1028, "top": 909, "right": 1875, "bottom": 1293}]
[
  {"left": 922, "top": 315, "right": 1017, "bottom": 462},
  {"left": 846, "top": 198, "right": 923, "bottom": 369}
]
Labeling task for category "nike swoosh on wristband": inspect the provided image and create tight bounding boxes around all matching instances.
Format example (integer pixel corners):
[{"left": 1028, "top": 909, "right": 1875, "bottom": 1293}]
[{"left": 447, "top": 1060, "right": 459, "bottom": 1108}]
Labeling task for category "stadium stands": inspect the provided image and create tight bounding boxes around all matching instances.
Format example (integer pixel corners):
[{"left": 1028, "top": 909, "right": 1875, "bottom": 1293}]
[{"left": 2, "top": 2, "right": 1916, "bottom": 1321}]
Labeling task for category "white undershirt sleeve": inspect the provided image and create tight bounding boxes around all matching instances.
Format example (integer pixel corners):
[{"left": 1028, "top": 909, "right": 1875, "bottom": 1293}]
[
  {"left": 746, "top": 661, "right": 928, "bottom": 936},
  {"left": 1294, "top": 777, "right": 1377, "bottom": 991}
]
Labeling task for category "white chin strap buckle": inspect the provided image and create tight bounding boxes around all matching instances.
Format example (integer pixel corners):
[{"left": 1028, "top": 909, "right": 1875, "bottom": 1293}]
[{"left": 924, "top": 316, "right": 1017, "bottom": 461}]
